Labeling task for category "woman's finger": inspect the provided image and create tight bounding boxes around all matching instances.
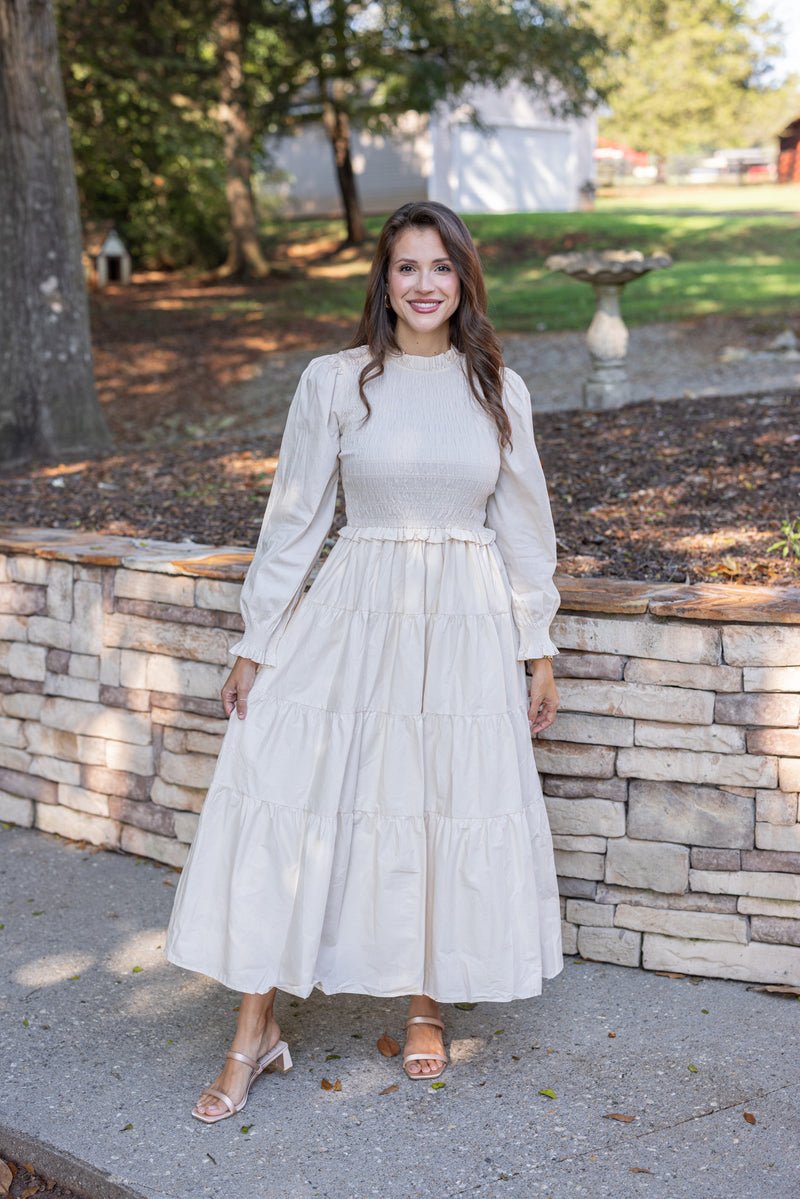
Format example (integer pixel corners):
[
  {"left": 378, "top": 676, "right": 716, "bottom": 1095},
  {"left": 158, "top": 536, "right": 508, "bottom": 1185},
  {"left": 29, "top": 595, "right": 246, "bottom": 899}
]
[
  {"left": 527, "top": 679, "right": 559, "bottom": 735},
  {"left": 222, "top": 658, "right": 257, "bottom": 719},
  {"left": 529, "top": 698, "right": 557, "bottom": 735}
]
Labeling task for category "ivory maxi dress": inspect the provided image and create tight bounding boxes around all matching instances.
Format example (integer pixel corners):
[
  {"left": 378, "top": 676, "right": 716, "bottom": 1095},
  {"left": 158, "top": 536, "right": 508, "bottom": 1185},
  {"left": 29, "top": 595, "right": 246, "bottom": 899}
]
[{"left": 164, "top": 346, "right": 563, "bottom": 1002}]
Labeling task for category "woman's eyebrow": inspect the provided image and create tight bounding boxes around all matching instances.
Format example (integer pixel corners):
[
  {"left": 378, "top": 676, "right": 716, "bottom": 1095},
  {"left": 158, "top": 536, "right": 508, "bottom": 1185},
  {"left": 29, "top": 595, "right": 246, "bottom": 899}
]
[{"left": 392, "top": 255, "right": 453, "bottom": 264}]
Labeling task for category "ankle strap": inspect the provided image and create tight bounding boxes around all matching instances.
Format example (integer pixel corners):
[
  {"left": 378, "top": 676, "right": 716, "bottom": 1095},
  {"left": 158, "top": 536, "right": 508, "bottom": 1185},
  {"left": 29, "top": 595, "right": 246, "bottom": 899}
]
[{"left": 226, "top": 1050, "right": 258, "bottom": 1069}]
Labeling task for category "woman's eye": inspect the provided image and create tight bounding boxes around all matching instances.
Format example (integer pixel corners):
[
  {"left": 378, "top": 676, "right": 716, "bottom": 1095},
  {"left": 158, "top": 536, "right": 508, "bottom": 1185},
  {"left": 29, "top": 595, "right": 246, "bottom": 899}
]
[{"left": 435, "top": 264, "right": 452, "bottom": 272}]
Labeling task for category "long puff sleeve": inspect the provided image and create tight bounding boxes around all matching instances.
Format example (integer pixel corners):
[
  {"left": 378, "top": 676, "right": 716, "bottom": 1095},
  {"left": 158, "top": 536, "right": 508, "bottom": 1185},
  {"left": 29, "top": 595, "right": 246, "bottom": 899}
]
[
  {"left": 485, "top": 369, "right": 560, "bottom": 661},
  {"left": 229, "top": 355, "right": 341, "bottom": 666}
]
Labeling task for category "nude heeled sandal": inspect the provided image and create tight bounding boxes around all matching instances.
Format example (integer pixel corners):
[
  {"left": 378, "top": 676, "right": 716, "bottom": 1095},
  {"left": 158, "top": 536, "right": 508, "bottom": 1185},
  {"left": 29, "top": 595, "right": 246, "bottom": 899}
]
[
  {"left": 192, "top": 1040, "right": 292, "bottom": 1124},
  {"left": 403, "top": 1015, "right": 448, "bottom": 1081}
]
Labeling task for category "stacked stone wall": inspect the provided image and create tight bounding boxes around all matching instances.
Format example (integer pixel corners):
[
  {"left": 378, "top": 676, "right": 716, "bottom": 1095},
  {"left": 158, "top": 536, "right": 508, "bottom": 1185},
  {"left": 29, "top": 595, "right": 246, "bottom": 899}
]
[{"left": 1, "top": 526, "right": 799, "bottom": 986}]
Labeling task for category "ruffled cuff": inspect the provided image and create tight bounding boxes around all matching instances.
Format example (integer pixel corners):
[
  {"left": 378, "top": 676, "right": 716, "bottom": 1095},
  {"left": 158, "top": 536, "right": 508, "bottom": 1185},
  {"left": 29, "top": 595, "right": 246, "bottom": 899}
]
[
  {"left": 516, "top": 632, "right": 559, "bottom": 662},
  {"left": 228, "top": 635, "right": 278, "bottom": 668},
  {"left": 511, "top": 594, "right": 559, "bottom": 661}
]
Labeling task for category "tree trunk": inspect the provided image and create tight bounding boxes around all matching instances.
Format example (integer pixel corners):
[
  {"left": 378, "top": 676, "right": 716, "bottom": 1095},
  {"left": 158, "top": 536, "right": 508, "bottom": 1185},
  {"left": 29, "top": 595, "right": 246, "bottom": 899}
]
[
  {"left": 214, "top": 4, "right": 270, "bottom": 279},
  {"left": 322, "top": 100, "right": 366, "bottom": 246},
  {"left": 0, "top": 0, "right": 111, "bottom": 465}
]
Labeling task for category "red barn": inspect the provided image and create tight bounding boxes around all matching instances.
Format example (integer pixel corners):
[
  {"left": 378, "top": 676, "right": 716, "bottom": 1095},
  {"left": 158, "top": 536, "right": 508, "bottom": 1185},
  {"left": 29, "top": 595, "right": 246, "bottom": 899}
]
[{"left": 778, "top": 116, "right": 800, "bottom": 184}]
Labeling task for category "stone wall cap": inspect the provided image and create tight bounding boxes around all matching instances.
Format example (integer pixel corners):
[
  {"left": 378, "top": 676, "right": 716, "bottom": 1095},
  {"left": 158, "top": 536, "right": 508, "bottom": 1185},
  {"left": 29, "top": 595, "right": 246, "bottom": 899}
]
[
  {"left": 0, "top": 524, "right": 254, "bottom": 580},
  {"left": 555, "top": 575, "right": 659, "bottom": 614},
  {"left": 555, "top": 574, "right": 800, "bottom": 624},
  {"left": 0, "top": 525, "right": 798, "bottom": 615},
  {"left": 646, "top": 582, "right": 800, "bottom": 625}
]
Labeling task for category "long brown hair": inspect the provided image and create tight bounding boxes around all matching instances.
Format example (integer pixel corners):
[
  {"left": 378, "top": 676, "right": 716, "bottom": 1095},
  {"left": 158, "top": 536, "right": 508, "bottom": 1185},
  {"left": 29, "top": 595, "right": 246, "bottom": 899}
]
[{"left": 346, "top": 202, "right": 511, "bottom": 448}]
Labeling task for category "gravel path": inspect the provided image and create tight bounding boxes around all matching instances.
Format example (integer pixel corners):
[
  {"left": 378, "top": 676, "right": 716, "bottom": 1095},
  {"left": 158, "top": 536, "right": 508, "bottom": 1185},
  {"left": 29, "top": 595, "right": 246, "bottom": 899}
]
[{"left": 234, "top": 316, "right": 800, "bottom": 434}]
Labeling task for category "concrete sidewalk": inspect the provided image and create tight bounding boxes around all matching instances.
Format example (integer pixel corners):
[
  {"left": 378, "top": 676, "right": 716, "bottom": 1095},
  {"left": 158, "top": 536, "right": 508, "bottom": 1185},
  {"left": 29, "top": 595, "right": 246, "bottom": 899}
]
[{"left": 2, "top": 824, "right": 799, "bottom": 1199}]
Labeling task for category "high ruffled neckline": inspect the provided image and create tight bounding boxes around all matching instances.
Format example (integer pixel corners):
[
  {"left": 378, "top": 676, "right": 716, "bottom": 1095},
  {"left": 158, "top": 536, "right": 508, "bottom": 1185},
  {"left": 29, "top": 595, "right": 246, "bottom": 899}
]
[{"left": 388, "top": 347, "right": 462, "bottom": 372}]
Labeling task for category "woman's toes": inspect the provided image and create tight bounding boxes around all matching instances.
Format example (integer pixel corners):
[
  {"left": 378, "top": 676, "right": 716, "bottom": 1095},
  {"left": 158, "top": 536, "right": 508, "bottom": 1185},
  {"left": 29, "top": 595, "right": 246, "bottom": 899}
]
[{"left": 196, "top": 1091, "right": 223, "bottom": 1116}]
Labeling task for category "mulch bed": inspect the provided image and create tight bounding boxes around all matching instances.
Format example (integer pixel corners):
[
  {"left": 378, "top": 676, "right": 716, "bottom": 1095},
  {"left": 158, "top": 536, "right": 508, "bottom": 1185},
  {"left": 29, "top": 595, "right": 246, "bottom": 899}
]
[
  {"left": 1, "top": 277, "right": 798, "bottom": 586},
  {"left": 0, "top": 1156, "right": 85, "bottom": 1199}
]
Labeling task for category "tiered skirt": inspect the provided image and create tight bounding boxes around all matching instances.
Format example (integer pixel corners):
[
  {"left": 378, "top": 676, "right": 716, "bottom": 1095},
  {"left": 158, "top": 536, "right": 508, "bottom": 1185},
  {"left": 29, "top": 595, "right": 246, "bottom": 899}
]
[{"left": 164, "top": 527, "right": 563, "bottom": 1001}]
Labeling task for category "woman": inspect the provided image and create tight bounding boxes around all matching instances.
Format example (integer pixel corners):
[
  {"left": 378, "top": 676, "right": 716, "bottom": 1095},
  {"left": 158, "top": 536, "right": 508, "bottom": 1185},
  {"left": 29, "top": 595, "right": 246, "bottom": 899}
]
[{"left": 165, "top": 201, "right": 562, "bottom": 1123}]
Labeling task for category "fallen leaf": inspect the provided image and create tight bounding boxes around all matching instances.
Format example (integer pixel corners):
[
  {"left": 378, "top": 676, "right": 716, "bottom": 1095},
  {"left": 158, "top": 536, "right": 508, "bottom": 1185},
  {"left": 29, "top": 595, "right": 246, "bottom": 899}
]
[
  {"left": 603, "top": 1113, "right": 635, "bottom": 1123},
  {"left": 132, "top": 966, "right": 143, "bottom": 973},
  {"left": 0, "top": 1159, "right": 13, "bottom": 1197},
  {"left": 538, "top": 1088, "right": 556, "bottom": 1099},
  {"left": 320, "top": 1078, "right": 333, "bottom": 1091},
  {"left": 240, "top": 1124, "right": 253, "bottom": 1134},
  {"left": 333, "top": 1079, "right": 342, "bottom": 1092},
  {"left": 21, "top": 1185, "right": 42, "bottom": 1199},
  {"left": 655, "top": 971, "right": 685, "bottom": 979},
  {"left": 68, "top": 975, "right": 80, "bottom": 981},
  {"left": 494, "top": 1028, "right": 504, "bottom": 1035},
  {"left": 162, "top": 879, "right": 174, "bottom": 887},
  {"left": 377, "top": 1032, "right": 400, "bottom": 1058},
  {"left": 608, "top": 1032, "right": 616, "bottom": 1038},
  {"left": 751, "top": 984, "right": 800, "bottom": 997},
  {"left": 431, "top": 1081, "right": 446, "bottom": 1090},
  {"left": 325, "top": 1054, "right": 340, "bottom": 1061},
  {"left": 511, "top": 1055, "right": 520, "bottom": 1061},
  {"left": 630, "top": 1168, "right": 653, "bottom": 1174},
  {"left": 743, "top": 1112, "right": 756, "bottom": 1125},
  {"left": 120, "top": 1123, "right": 133, "bottom": 1131},
  {"left": 380, "top": 1084, "right": 399, "bottom": 1095},
  {"left": 454, "top": 1002, "right": 477, "bottom": 1010},
  {"left": 688, "top": 1064, "right": 698, "bottom": 1073}
]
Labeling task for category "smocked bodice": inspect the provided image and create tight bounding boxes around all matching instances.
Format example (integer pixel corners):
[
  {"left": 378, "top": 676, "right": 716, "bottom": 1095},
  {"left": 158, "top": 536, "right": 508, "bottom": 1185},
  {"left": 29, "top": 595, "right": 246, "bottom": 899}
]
[{"left": 337, "top": 348, "right": 500, "bottom": 538}]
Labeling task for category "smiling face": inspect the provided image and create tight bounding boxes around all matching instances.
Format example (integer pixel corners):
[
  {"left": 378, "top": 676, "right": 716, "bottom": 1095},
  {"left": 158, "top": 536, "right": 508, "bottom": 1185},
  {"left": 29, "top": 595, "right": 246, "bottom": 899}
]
[{"left": 386, "top": 226, "right": 461, "bottom": 355}]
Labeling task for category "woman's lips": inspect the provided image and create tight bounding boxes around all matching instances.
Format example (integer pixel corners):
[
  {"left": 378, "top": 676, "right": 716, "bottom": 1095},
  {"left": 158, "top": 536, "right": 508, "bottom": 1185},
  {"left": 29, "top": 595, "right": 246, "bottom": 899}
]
[{"left": 408, "top": 300, "right": 442, "bottom": 312}]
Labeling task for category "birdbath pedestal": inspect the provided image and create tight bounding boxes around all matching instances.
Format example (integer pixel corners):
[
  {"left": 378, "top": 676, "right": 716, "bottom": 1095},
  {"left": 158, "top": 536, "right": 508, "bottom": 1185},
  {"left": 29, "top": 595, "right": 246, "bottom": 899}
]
[{"left": 546, "top": 250, "right": 672, "bottom": 409}]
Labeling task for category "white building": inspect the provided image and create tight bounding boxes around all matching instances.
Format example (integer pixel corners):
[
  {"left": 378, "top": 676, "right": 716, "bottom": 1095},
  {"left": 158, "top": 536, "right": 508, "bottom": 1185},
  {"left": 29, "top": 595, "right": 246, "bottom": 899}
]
[{"left": 265, "top": 82, "right": 597, "bottom": 216}]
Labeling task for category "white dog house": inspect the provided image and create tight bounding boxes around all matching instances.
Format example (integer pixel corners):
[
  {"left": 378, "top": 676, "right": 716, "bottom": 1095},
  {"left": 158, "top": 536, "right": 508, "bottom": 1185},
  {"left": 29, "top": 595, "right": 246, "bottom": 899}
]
[
  {"left": 266, "top": 82, "right": 597, "bottom": 215},
  {"left": 83, "top": 222, "right": 132, "bottom": 288}
]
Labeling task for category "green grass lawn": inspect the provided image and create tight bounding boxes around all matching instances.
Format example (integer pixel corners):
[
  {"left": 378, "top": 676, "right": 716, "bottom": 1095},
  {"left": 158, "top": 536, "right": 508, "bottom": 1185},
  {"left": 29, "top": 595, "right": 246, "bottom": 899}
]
[
  {"left": 597, "top": 182, "right": 800, "bottom": 213},
  {"left": 256, "top": 195, "right": 800, "bottom": 335}
]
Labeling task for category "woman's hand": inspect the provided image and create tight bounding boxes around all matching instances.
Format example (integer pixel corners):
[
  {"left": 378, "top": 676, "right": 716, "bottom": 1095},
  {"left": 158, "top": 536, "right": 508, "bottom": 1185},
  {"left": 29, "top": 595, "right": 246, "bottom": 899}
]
[
  {"left": 527, "top": 658, "right": 559, "bottom": 736},
  {"left": 221, "top": 657, "right": 259, "bottom": 720}
]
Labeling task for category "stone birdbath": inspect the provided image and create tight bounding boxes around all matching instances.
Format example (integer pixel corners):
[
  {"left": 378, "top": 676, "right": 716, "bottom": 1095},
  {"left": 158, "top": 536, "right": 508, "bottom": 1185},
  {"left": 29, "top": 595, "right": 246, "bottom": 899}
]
[{"left": 545, "top": 249, "right": 672, "bottom": 409}]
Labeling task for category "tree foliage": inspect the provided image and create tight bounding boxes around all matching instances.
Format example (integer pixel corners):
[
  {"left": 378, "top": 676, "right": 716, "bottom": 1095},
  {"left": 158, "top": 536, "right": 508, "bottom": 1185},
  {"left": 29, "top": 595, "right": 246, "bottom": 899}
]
[
  {"left": 58, "top": 0, "right": 230, "bottom": 267},
  {"left": 588, "top": 0, "right": 788, "bottom": 157}
]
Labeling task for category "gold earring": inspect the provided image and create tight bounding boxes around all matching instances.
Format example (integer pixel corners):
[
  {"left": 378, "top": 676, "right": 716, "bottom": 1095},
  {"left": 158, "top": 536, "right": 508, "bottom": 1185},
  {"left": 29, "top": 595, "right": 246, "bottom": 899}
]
[{"left": 385, "top": 295, "right": 391, "bottom": 309}]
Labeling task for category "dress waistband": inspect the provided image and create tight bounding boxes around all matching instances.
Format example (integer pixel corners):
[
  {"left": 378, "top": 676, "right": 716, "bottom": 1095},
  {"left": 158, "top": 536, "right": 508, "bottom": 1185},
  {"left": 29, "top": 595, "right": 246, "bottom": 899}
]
[{"left": 337, "top": 525, "right": 497, "bottom": 546}]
